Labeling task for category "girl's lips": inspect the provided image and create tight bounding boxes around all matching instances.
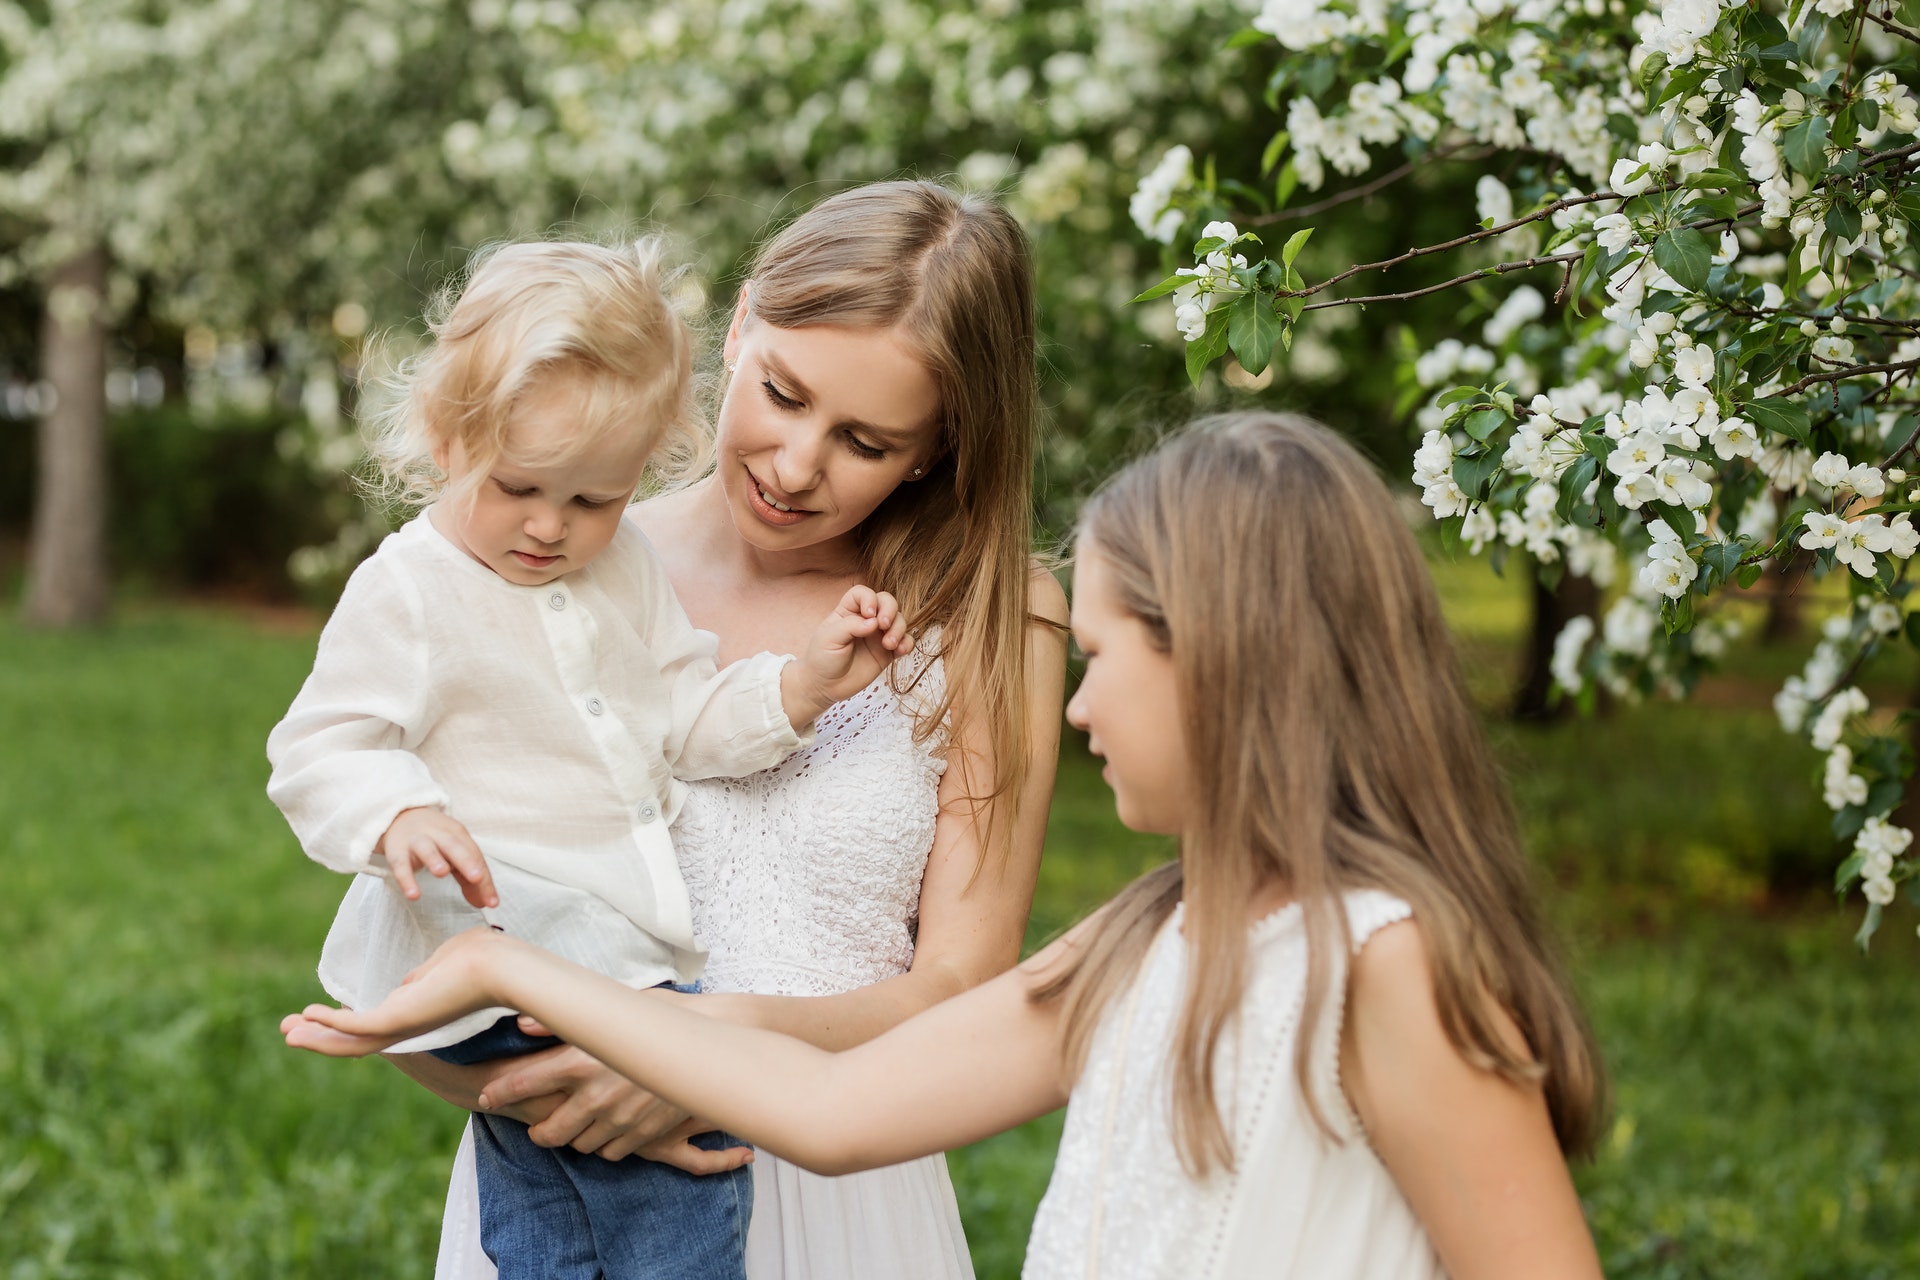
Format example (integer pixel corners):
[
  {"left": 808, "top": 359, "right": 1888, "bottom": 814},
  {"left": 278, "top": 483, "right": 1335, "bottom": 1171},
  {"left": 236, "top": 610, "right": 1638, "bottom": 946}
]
[
  {"left": 744, "top": 470, "right": 812, "bottom": 527},
  {"left": 512, "top": 551, "right": 560, "bottom": 568}
]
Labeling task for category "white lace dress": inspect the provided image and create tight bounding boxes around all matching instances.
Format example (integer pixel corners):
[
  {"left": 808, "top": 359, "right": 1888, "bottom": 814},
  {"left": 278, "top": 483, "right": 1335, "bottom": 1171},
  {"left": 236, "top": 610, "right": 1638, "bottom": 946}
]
[
  {"left": 436, "top": 648, "right": 975, "bottom": 1280},
  {"left": 1021, "top": 890, "right": 1447, "bottom": 1280}
]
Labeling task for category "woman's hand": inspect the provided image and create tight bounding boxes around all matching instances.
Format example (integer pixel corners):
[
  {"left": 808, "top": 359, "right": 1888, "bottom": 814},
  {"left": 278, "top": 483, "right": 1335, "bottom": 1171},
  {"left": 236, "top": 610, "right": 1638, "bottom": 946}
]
[
  {"left": 476, "top": 1045, "right": 752, "bottom": 1174},
  {"left": 282, "top": 927, "right": 514, "bottom": 1055}
]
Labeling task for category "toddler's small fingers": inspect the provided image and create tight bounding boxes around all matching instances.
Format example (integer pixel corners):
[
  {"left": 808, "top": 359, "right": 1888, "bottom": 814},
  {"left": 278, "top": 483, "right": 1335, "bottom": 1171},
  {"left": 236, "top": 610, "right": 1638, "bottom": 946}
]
[{"left": 390, "top": 857, "right": 421, "bottom": 900}]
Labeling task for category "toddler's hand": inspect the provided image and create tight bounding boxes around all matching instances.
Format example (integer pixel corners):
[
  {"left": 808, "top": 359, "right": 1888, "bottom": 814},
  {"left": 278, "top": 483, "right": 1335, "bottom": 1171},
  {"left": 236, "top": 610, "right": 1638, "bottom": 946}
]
[
  {"left": 377, "top": 807, "right": 500, "bottom": 909},
  {"left": 781, "top": 586, "right": 911, "bottom": 728}
]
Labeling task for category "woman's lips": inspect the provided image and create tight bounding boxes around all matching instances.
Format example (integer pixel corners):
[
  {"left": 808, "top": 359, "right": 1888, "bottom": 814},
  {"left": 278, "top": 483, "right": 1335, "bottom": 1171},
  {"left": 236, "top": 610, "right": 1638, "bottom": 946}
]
[{"left": 744, "top": 471, "right": 812, "bottom": 527}]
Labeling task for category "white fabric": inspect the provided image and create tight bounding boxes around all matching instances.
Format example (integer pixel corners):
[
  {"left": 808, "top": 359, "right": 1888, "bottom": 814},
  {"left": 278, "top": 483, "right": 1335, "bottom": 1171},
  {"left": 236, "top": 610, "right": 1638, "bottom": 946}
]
[
  {"left": 1022, "top": 890, "right": 1445, "bottom": 1280},
  {"left": 437, "top": 643, "right": 974, "bottom": 1279},
  {"left": 267, "top": 511, "right": 806, "bottom": 1051}
]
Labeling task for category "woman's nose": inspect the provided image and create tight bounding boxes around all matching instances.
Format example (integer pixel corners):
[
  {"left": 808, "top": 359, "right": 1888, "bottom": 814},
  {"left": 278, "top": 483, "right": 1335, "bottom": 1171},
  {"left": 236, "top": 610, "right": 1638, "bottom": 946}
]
[{"left": 771, "top": 430, "right": 830, "bottom": 494}]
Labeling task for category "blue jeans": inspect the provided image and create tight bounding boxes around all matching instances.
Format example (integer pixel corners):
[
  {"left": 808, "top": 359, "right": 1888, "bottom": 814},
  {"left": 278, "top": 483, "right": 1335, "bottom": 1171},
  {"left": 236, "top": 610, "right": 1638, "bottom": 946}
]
[{"left": 434, "top": 1015, "right": 752, "bottom": 1280}]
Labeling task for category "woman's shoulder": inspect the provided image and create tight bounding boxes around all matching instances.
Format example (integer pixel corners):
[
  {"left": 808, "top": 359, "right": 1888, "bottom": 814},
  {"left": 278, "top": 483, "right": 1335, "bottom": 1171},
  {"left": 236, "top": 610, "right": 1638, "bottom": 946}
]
[{"left": 1028, "top": 560, "right": 1069, "bottom": 628}]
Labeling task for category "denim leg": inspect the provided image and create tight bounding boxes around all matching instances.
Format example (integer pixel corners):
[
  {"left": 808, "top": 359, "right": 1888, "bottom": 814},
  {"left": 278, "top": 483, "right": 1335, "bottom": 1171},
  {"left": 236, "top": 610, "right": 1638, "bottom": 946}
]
[
  {"left": 568, "top": 1131, "right": 754, "bottom": 1280},
  {"left": 472, "top": 1112, "right": 601, "bottom": 1280}
]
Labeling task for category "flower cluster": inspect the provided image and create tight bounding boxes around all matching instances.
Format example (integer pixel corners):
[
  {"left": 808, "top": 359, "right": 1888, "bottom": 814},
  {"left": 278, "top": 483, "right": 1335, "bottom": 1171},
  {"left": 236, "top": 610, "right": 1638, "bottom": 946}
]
[{"left": 1132, "top": 0, "right": 1920, "bottom": 941}]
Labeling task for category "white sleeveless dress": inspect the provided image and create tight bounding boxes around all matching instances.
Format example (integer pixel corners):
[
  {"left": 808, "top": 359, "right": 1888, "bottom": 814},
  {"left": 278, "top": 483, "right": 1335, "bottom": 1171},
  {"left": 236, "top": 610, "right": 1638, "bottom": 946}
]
[
  {"left": 436, "top": 648, "right": 975, "bottom": 1279},
  {"left": 1021, "top": 890, "right": 1447, "bottom": 1280}
]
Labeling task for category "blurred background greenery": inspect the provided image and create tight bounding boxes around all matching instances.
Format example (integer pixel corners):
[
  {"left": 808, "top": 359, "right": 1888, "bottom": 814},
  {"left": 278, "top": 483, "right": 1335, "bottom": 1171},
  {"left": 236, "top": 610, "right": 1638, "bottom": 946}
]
[{"left": 4, "top": 2, "right": 1918, "bottom": 1276}]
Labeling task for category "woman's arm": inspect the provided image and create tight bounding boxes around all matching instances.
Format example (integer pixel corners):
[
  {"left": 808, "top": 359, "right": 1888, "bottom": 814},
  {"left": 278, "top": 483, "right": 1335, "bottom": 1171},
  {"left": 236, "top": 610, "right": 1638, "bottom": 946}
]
[
  {"left": 1343, "top": 921, "right": 1604, "bottom": 1280},
  {"left": 287, "top": 929, "right": 1072, "bottom": 1175},
  {"left": 696, "top": 568, "right": 1070, "bottom": 1048}
]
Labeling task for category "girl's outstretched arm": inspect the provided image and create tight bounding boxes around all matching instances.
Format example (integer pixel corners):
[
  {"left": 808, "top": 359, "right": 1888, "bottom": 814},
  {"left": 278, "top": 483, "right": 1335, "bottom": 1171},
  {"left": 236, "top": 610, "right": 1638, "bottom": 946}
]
[
  {"left": 1342, "top": 920, "right": 1604, "bottom": 1280},
  {"left": 284, "top": 928, "right": 1070, "bottom": 1175}
]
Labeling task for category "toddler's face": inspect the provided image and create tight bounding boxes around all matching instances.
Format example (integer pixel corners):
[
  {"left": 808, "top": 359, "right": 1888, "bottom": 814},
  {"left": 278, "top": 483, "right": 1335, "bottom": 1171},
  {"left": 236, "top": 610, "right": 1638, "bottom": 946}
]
[
  {"left": 715, "top": 308, "right": 941, "bottom": 557},
  {"left": 1065, "top": 551, "right": 1191, "bottom": 837},
  {"left": 434, "top": 378, "right": 650, "bottom": 587}
]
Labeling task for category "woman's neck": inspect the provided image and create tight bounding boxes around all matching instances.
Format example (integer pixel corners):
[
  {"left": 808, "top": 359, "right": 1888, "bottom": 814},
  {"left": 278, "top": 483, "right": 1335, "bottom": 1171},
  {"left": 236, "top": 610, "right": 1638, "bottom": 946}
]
[{"left": 685, "top": 475, "right": 865, "bottom": 586}]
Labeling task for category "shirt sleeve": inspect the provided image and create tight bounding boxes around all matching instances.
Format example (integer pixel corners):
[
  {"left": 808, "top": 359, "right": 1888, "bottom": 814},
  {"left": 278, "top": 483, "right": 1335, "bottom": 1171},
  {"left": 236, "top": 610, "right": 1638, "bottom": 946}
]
[
  {"left": 265, "top": 554, "right": 448, "bottom": 874},
  {"left": 620, "top": 525, "right": 813, "bottom": 781}
]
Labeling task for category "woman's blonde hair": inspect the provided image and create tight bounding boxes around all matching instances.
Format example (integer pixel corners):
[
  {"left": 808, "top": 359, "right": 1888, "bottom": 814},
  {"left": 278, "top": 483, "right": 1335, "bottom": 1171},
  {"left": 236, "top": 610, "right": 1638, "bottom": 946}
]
[
  {"left": 737, "top": 180, "right": 1043, "bottom": 847},
  {"left": 1035, "top": 411, "right": 1605, "bottom": 1178},
  {"left": 365, "top": 237, "right": 703, "bottom": 508}
]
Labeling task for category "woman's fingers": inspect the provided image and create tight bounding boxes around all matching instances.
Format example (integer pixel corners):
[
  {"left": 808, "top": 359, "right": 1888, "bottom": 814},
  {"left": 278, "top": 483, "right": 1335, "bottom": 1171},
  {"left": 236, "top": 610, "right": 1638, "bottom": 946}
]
[
  {"left": 282, "top": 1013, "right": 388, "bottom": 1057},
  {"left": 632, "top": 1122, "right": 755, "bottom": 1174}
]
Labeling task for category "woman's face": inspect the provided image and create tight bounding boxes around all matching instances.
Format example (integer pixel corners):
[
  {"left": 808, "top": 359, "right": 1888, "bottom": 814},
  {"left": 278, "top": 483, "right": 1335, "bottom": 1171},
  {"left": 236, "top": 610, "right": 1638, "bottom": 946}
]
[{"left": 716, "top": 299, "right": 942, "bottom": 556}]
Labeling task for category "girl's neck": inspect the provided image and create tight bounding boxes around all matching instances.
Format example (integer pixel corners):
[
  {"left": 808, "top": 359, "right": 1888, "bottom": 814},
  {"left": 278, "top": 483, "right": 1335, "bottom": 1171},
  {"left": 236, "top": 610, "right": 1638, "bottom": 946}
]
[{"left": 687, "top": 475, "right": 865, "bottom": 586}]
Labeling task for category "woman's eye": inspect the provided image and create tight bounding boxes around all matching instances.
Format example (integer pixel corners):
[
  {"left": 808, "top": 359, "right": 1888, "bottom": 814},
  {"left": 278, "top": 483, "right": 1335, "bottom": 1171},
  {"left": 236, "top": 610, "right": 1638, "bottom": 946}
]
[
  {"left": 843, "top": 433, "right": 886, "bottom": 460},
  {"left": 762, "top": 379, "right": 803, "bottom": 411}
]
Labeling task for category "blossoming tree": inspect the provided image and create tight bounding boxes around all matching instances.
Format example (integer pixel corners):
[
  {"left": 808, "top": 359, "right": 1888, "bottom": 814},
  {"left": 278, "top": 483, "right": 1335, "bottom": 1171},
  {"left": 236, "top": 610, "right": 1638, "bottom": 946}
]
[{"left": 1129, "top": 0, "right": 1920, "bottom": 941}]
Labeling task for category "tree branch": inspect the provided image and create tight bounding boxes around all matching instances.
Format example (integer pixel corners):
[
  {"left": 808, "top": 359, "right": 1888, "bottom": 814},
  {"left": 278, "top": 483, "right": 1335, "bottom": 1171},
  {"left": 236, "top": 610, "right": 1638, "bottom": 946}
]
[
  {"left": 1777, "top": 358, "right": 1920, "bottom": 399},
  {"left": 1301, "top": 251, "right": 1584, "bottom": 310},
  {"left": 1865, "top": 7, "right": 1920, "bottom": 48}
]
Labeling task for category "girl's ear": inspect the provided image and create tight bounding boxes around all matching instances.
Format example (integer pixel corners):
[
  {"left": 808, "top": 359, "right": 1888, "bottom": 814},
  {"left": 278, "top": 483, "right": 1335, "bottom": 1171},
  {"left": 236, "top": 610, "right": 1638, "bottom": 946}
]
[{"left": 722, "top": 283, "right": 753, "bottom": 367}]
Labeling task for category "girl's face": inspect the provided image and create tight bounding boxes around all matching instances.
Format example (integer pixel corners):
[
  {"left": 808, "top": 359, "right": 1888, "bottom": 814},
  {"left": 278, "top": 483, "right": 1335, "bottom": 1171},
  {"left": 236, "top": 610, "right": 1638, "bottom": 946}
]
[
  {"left": 715, "top": 299, "right": 942, "bottom": 556},
  {"left": 432, "top": 376, "right": 651, "bottom": 587},
  {"left": 1066, "top": 551, "right": 1191, "bottom": 836}
]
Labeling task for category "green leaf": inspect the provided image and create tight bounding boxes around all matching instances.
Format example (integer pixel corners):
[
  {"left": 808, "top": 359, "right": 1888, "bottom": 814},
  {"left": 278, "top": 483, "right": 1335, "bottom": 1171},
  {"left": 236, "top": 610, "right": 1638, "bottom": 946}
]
[
  {"left": 1184, "top": 305, "right": 1232, "bottom": 387},
  {"left": 1746, "top": 396, "right": 1814, "bottom": 446},
  {"left": 1834, "top": 850, "right": 1865, "bottom": 892},
  {"left": 1453, "top": 449, "right": 1503, "bottom": 501},
  {"left": 1436, "top": 385, "right": 1483, "bottom": 408},
  {"left": 1856, "top": 899, "right": 1883, "bottom": 950},
  {"left": 1556, "top": 454, "right": 1599, "bottom": 525},
  {"left": 1737, "top": 563, "right": 1763, "bottom": 589},
  {"left": 1639, "top": 50, "right": 1669, "bottom": 93},
  {"left": 1462, "top": 406, "right": 1506, "bottom": 442},
  {"left": 1652, "top": 227, "right": 1714, "bottom": 293},
  {"left": 1905, "top": 609, "right": 1920, "bottom": 649},
  {"left": 1827, "top": 202, "right": 1863, "bottom": 243},
  {"left": 1281, "top": 227, "right": 1313, "bottom": 268},
  {"left": 1663, "top": 591, "right": 1696, "bottom": 635},
  {"left": 1261, "top": 130, "right": 1290, "bottom": 178},
  {"left": 1131, "top": 275, "right": 1185, "bottom": 304},
  {"left": 1782, "top": 115, "right": 1831, "bottom": 178},
  {"left": 1858, "top": 98, "right": 1882, "bottom": 131},
  {"left": 1274, "top": 158, "right": 1299, "bottom": 211},
  {"left": 1226, "top": 291, "right": 1282, "bottom": 376},
  {"left": 1895, "top": 189, "right": 1920, "bottom": 228},
  {"left": 1224, "top": 26, "right": 1270, "bottom": 49}
]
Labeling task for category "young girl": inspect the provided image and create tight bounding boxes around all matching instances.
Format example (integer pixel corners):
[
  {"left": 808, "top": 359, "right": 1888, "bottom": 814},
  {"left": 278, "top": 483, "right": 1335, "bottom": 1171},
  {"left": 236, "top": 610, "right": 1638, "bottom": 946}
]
[
  {"left": 285, "top": 411, "right": 1608, "bottom": 1278},
  {"left": 266, "top": 238, "right": 909, "bottom": 1280}
]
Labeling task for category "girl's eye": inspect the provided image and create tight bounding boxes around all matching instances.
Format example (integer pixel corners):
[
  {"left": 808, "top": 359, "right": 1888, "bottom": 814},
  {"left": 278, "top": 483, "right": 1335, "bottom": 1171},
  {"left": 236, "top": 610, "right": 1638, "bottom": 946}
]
[
  {"left": 762, "top": 379, "right": 803, "bottom": 411},
  {"left": 496, "top": 481, "right": 535, "bottom": 498},
  {"left": 574, "top": 496, "right": 615, "bottom": 510},
  {"left": 843, "top": 433, "right": 886, "bottom": 461}
]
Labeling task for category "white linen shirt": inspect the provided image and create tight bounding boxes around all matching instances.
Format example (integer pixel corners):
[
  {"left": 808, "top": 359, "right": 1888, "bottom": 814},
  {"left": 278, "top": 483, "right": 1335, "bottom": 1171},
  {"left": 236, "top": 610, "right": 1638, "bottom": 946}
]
[{"left": 266, "top": 511, "right": 808, "bottom": 1051}]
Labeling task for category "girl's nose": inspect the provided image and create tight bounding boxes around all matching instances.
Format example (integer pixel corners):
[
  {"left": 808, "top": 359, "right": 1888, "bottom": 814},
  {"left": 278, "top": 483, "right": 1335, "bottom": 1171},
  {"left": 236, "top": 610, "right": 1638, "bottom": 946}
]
[
  {"left": 1065, "top": 684, "right": 1089, "bottom": 731},
  {"left": 524, "top": 506, "right": 566, "bottom": 543}
]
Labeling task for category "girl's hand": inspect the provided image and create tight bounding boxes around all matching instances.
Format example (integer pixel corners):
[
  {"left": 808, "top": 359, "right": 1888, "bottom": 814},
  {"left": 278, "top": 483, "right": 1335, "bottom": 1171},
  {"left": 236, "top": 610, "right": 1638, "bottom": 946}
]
[
  {"left": 377, "top": 807, "right": 500, "bottom": 909},
  {"left": 476, "top": 1043, "right": 752, "bottom": 1174},
  {"left": 281, "top": 927, "right": 514, "bottom": 1055},
  {"left": 780, "top": 586, "right": 910, "bottom": 728}
]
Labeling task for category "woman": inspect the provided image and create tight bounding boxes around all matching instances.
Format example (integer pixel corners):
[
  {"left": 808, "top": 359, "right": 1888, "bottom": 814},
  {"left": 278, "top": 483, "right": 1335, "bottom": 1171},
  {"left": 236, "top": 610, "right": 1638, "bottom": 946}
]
[{"left": 387, "top": 180, "right": 1068, "bottom": 1278}]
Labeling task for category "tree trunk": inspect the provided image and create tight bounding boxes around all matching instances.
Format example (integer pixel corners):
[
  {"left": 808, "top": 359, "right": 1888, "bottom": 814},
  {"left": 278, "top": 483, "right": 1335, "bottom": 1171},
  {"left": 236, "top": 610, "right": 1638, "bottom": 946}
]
[
  {"left": 23, "top": 246, "right": 111, "bottom": 627},
  {"left": 1511, "top": 562, "right": 1600, "bottom": 723}
]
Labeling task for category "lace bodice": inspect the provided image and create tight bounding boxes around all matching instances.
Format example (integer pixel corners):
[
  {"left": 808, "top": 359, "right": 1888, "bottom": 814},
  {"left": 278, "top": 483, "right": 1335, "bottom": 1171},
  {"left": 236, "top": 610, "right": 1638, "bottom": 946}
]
[
  {"left": 675, "top": 646, "right": 947, "bottom": 998},
  {"left": 1022, "top": 890, "right": 1444, "bottom": 1280}
]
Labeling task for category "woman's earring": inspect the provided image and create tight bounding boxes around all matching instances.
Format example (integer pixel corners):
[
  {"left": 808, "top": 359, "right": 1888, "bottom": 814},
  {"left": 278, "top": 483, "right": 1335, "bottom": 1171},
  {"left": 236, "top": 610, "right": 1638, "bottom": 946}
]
[{"left": 911, "top": 466, "right": 924, "bottom": 478}]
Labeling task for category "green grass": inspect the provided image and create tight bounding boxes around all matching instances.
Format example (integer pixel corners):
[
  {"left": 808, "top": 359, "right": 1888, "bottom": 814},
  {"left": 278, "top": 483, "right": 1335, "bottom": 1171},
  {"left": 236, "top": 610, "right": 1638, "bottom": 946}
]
[{"left": 2, "top": 593, "right": 1917, "bottom": 1278}]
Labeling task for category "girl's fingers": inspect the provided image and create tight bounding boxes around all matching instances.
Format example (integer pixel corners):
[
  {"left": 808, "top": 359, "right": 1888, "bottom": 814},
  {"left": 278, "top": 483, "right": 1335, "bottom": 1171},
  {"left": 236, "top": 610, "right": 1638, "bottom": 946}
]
[
  {"left": 446, "top": 840, "right": 500, "bottom": 908},
  {"left": 517, "top": 1014, "right": 555, "bottom": 1038},
  {"left": 841, "top": 585, "right": 878, "bottom": 618}
]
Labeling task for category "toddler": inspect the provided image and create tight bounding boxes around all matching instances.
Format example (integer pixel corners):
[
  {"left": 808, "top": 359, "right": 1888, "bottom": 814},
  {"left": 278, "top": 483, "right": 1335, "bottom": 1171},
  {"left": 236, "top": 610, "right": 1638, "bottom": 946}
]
[{"left": 267, "top": 239, "right": 907, "bottom": 1280}]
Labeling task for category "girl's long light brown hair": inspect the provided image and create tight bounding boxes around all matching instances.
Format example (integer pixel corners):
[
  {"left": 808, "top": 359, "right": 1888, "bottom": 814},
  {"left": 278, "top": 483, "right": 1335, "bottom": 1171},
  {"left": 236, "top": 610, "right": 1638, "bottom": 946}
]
[
  {"left": 1034, "top": 411, "right": 1605, "bottom": 1177},
  {"left": 733, "top": 181, "right": 1043, "bottom": 846}
]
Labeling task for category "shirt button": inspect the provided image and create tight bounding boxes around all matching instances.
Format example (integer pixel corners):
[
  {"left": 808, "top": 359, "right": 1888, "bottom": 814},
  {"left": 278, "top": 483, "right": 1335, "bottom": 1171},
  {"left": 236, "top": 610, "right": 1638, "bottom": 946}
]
[
  {"left": 637, "top": 803, "right": 658, "bottom": 823},
  {"left": 547, "top": 591, "right": 567, "bottom": 611},
  {"left": 586, "top": 697, "right": 604, "bottom": 716}
]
